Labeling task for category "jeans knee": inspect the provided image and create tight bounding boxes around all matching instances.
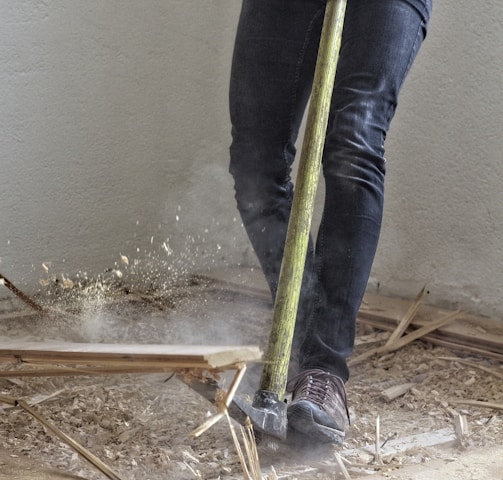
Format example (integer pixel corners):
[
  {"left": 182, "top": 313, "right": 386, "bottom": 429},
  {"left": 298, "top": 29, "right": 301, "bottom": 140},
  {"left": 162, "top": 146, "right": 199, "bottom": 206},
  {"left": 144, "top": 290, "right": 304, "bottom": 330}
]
[
  {"left": 229, "top": 139, "right": 295, "bottom": 205},
  {"left": 323, "top": 92, "right": 390, "bottom": 185}
]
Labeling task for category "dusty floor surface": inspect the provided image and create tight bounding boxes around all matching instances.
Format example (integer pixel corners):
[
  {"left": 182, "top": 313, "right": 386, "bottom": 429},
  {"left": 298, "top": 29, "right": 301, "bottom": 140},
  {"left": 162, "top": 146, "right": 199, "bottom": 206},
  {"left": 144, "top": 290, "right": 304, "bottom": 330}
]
[{"left": 0, "top": 268, "right": 502, "bottom": 479}]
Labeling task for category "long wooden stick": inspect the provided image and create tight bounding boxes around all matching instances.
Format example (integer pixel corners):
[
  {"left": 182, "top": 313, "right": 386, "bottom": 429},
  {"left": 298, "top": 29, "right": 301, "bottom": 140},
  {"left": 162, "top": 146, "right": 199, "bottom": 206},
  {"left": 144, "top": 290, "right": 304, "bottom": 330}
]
[
  {"left": 0, "top": 272, "right": 44, "bottom": 312},
  {"left": 0, "top": 394, "right": 124, "bottom": 480},
  {"left": 260, "top": 0, "right": 347, "bottom": 398},
  {"left": 16, "top": 399, "right": 125, "bottom": 480}
]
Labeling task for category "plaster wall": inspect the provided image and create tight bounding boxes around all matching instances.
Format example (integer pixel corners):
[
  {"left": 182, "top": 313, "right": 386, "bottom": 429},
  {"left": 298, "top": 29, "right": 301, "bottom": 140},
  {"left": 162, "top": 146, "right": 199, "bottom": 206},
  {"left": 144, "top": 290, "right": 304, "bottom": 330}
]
[
  {"left": 0, "top": 1, "right": 501, "bottom": 318},
  {"left": 0, "top": 1, "right": 248, "bottom": 292},
  {"left": 371, "top": 0, "right": 503, "bottom": 317}
]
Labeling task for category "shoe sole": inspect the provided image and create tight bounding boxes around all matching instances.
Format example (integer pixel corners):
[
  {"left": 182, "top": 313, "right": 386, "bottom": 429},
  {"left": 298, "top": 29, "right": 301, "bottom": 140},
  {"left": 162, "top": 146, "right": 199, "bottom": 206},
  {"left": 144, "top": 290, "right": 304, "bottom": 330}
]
[{"left": 288, "top": 401, "right": 345, "bottom": 445}]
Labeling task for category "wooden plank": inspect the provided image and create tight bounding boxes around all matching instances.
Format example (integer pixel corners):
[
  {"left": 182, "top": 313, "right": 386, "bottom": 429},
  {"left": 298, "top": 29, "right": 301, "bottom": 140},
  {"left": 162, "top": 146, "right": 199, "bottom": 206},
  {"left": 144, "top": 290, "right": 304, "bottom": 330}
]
[
  {"left": 0, "top": 342, "right": 262, "bottom": 369},
  {"left": 0, "top": 366, "right": 175, "bottom": 378}
]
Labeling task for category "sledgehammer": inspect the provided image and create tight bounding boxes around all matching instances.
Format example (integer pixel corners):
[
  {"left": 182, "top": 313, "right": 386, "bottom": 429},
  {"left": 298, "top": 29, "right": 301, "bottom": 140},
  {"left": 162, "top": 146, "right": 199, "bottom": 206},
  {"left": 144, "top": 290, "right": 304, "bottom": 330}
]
[{"left": 236, "top": 0, "right": 348, "bottom": 440}]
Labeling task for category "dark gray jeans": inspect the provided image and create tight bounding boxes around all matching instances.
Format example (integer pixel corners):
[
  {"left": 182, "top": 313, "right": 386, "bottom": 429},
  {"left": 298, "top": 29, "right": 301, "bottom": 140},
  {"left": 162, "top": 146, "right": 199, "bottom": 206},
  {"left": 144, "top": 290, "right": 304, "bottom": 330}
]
[{"left": 229, "top": 0, "right": 432, "bottom": 382}]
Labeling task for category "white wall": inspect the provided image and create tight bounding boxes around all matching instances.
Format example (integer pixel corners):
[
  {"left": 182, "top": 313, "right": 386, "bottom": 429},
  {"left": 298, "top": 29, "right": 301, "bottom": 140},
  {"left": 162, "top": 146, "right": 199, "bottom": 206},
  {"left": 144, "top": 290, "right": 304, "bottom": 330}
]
[
  {"left": 370, "top": 0, "right": 503, "bottom": 317},
  {"left": 0, "top": 1, "right": 501, "bottom": 318},
  {"left": 0, "top": 1, "right": 249, "bottom": 292}
]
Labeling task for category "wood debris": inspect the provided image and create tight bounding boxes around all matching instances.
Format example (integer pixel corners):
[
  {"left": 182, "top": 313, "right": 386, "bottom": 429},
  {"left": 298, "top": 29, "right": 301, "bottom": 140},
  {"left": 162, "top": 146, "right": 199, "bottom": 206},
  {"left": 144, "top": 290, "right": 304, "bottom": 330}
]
[
  {"left": 0, "top": 269, "right": 502, "bottom": 479},
  {"left": 0, "top": 394, "right": 124, "bottom": 480},
  {"left": 359, "top": 292, "right": 503, "bottom": 360},
  {"left": 350, "top": 288, "right": 463, "bottom": 366},
  {"left": 384, "top": 286, "right": 426, "bottom": 347},
  {"left": 449, "top": 399, "right": 503, "bottom": 411},
  {"left": 438, "top": 356, "right": 503, "bottom": 380},
  {"left": 334, "top": 451, "right": 352, "bottom": 480},
  {"left": 226, "top": 413, "right": 262, "bottom": 480},
  {"left": 374, "top": 415, "right": 383, "bottom": 465},
  {"left": 380, "top": 383, "right": 415, "bottom": 402},
  {"left": 454, "top": 414, "right": 470, "bottom": 449}
]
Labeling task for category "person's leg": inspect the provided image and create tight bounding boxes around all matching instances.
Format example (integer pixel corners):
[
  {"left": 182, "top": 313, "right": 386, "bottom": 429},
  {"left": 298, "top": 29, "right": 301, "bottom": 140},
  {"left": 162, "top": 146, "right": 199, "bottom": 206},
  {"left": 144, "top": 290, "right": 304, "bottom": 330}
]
[
  {"left": 289, "top": 0, "right": 432, "bottom": 442},
  {"left": 229, "top": 0, "right": 326, "bottom": 334}
]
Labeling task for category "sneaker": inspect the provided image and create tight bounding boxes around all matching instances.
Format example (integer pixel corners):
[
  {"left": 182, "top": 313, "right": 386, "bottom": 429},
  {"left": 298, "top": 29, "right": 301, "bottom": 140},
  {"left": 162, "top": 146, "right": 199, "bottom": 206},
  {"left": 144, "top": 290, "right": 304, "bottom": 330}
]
[{"left": 287, "top": 369, "right": 349, "bottom": 444}]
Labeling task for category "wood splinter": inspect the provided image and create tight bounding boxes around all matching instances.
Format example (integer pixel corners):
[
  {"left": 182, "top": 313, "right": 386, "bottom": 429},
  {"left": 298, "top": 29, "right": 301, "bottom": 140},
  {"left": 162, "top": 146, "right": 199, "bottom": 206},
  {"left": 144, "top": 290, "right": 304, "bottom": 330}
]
[
  {"left": 380, "top": 383, "right": 415, "bottom": 402},
  {"left": 454, "top": 413, "right": 470, "bottom": 448}
]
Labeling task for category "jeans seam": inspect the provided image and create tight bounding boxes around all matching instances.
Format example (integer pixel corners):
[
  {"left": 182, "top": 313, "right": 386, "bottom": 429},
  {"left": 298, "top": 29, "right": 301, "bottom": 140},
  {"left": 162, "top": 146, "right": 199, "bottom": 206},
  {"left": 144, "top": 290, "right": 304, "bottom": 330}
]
[
  {"left": 404, "top": 20, "right": 426, "bottom": 83},
  {"left": 282, "top": 5, "right": 326, "bottom": 169},
  {"left": 382, "top": 19, "right": 426, "bottom": 144}
]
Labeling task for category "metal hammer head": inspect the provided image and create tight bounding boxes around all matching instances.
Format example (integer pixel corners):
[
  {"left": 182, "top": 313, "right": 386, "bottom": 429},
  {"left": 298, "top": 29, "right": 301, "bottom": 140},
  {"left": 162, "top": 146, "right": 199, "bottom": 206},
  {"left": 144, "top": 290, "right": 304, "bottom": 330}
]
[{"left": 234, "top": 390, "right": 287, "bottom": 441}]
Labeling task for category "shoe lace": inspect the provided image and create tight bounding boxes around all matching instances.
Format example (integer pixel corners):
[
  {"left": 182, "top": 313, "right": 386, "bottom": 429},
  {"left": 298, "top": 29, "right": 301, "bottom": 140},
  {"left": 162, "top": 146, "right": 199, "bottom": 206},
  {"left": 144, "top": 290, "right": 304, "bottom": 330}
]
[{"left": 288, "top": 369, "right": 349, "bottom": 420}]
